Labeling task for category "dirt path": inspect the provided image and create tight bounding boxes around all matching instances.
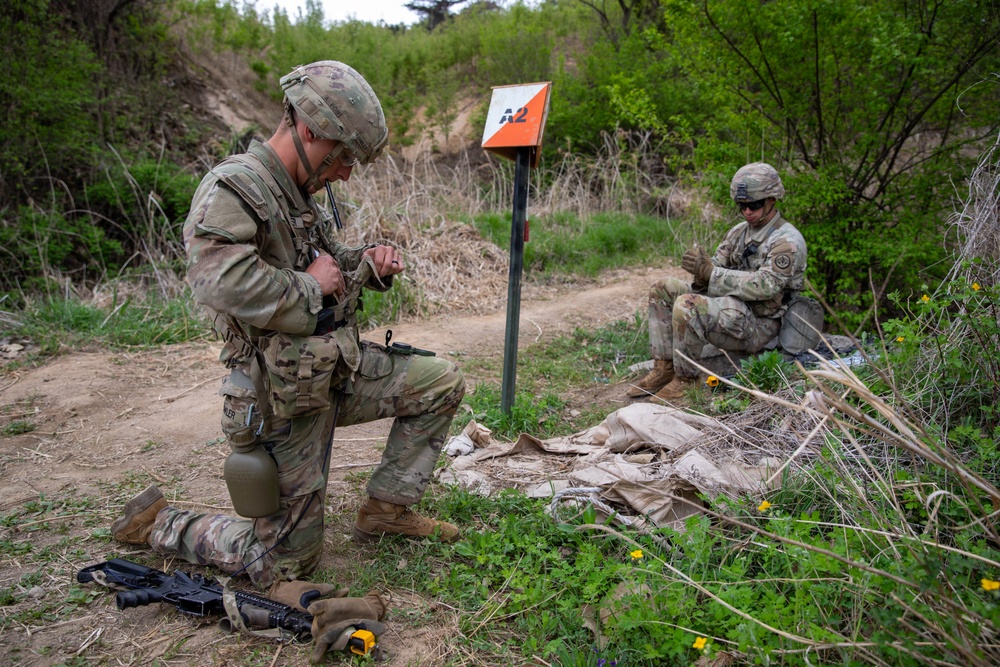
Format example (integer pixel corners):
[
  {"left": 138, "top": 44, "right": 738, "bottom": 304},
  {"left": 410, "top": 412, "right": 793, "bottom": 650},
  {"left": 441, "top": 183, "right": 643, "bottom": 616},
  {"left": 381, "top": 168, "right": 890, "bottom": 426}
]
[{"left": 0, "top": 264, "right": 679, "bottom": 666}]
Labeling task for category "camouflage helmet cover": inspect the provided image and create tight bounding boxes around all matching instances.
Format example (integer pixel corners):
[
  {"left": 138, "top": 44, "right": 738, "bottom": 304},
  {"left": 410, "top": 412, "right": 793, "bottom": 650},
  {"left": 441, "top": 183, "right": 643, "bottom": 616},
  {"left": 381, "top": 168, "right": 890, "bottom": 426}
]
[
  {"left": 280, "top": 61, "right": 388, "bottom": 165},
  {"left": 730, "top": 162, "right": 785, "bottom": 201}
]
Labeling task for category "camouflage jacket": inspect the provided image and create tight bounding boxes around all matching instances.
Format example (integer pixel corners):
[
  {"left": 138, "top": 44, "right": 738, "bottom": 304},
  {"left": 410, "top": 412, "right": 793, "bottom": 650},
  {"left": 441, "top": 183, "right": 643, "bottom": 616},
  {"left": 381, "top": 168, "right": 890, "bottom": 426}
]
[
  {"left": 183, "top": 140, "right": 390, "bottom": 367},
  {"left": 707, "top": 211, "right": 807, "bottom": 318}
]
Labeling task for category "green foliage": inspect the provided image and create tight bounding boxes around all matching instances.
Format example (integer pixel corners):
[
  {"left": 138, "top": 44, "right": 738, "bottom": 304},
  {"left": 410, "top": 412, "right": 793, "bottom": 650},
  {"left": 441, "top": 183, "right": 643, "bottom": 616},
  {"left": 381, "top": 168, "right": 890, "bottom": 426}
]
[
  {"left": 548, "top": 24, "right": 710, "bottom": 159},
  {"left": 84, "top": 156, "right": 201, "bottom": 247},
  {"left": 882, "top": 277, "right": 1000, "bottom": 439},
  {"left": 737, "top": 349, "right": 797, "bottom": 393},
  {"left": 0, "top": 206, "right": 122, "bottom": 292},
  {"left": 0, "top": 0, "right": 210, "bottom": 292},
  {"left": 661, "top": 0, "right": 999, "bottom": 325},
  {"left": 0, "top": 1, "right": 101, "bottom": 201}
]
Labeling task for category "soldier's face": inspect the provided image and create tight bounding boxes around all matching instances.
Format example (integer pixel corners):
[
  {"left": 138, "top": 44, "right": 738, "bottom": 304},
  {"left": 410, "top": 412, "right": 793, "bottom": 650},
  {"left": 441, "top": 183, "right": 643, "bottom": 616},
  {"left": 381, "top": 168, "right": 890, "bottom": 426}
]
[
  {"left": 311, "top": 151, "right": 354, "bottom": 192},
  {"left": 302, "top": 130, "right": 355, "bottom": 192},
  {"left": 739, "top": 197, "right": 775, "bottom": 227}
]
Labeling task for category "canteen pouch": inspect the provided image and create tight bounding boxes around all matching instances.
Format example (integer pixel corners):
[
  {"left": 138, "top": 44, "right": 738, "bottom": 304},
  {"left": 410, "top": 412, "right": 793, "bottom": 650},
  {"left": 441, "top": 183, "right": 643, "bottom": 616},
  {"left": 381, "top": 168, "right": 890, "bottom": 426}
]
[
  {"left": 779, "top": 296, "right": 824, "bottom": 354},
  {"left": 261, "top": 328, "right": 361, "bottom": 419}
]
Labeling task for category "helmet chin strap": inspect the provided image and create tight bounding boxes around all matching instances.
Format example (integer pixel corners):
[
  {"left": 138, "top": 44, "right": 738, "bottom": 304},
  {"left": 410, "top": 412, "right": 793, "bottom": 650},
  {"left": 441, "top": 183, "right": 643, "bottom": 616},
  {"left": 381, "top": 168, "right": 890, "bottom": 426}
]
[
  {"left": 761, "top": 198, "right": 777, "bottom": 223},
  {"left": 286, "top": 107, "right": 346, "bottom": 192}
]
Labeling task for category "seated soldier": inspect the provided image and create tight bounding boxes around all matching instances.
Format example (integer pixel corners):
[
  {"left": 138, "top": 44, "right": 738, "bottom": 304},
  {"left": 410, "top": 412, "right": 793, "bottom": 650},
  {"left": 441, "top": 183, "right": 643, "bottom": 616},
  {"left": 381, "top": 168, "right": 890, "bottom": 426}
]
[{"left": 627, "top": 162, "right": 807, "bottom": 401}]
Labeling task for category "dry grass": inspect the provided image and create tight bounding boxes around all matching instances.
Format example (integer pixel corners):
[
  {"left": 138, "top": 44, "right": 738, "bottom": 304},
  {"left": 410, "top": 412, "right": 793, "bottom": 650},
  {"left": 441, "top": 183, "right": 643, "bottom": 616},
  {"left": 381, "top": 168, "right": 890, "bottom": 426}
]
[
  {"left": 948, "top": 130, "right": 1000, "bottom": 284},
  {"left": 314, "top": 134, "right": 683, "bottom": 318}
]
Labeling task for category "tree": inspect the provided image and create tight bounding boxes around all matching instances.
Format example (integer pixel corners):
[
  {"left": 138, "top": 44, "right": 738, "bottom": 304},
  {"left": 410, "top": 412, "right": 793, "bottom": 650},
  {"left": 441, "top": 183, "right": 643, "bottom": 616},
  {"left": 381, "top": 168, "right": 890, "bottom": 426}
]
[
  {"left": 663, "top": 0, "right": 1000, "bottom": 323},
  {"left": 574, "top": 0, "right": 662, "bottom": 45},
  {"left": 405, "top": 0, "right": 468, "bottom": 31}
]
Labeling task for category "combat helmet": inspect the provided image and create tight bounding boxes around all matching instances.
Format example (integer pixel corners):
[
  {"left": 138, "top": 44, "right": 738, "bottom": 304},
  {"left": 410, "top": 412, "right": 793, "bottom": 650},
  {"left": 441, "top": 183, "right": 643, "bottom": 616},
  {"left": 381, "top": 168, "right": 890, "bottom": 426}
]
[
  {"left": 280, "top": 61, "right": 388, "bottom": 190},
  {"left": 730, "top": 162, "right": 785, "bottom": 202}
]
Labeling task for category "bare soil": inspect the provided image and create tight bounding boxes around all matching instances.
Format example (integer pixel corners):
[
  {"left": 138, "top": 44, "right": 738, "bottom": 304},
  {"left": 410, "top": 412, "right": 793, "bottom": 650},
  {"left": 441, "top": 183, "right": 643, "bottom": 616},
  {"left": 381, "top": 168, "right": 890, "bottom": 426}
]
[{"left": 0, "top": 265, "right": 681, "bottom": 667}]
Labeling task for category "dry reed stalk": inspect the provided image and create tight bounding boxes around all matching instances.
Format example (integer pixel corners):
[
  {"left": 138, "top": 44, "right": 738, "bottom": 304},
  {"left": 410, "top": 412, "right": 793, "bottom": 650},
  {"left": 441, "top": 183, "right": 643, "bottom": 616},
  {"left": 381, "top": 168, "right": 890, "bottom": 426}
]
[{"left": 948, "top": 130, "right": 1000, "bottom": 285}]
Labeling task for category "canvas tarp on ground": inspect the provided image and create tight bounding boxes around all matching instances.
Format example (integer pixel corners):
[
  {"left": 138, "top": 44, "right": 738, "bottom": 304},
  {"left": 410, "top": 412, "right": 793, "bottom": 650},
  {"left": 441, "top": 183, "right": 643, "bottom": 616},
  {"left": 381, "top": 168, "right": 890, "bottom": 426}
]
[{"left": 439, "top": 403, "right": 788, "bottom": 530}]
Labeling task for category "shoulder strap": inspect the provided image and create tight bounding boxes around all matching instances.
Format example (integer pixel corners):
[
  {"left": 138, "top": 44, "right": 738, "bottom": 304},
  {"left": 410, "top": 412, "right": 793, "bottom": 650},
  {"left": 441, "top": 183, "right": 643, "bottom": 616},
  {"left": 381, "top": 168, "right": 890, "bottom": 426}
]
[
  {"left": 213, "top": 153, "right": 320, "bottom": 266},
  {"left": 212, "top": 155, "right": 282, "bottom": 223}
]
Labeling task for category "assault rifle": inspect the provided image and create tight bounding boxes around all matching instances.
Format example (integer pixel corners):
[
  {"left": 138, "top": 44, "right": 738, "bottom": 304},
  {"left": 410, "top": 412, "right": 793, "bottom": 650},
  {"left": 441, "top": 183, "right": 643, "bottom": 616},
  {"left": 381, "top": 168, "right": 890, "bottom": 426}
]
[{"left": 77, "top": 558, "right": 312, "bottom": 638}]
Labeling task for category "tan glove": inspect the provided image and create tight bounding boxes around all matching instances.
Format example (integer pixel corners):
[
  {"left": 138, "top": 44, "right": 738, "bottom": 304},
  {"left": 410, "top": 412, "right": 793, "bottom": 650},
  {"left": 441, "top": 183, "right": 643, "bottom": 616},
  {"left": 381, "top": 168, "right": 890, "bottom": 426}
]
[
  {"left": 269, "top": 580, "right": 349, "bottom": 613},
  {"left": 681, "top": 246, "right": 713, "bottom": 286},
  {"left": 308, "top": 592, "right": 388, "bottom": 663}
]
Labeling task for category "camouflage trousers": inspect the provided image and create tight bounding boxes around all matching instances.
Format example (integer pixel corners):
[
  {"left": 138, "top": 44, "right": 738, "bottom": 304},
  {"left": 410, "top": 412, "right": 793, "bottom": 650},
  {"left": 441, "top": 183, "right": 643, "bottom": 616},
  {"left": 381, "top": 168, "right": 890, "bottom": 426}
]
[
  {"left": 149, "top": 341, "right": 465, "bottom": 587},
  {"left": 648, "top": 277, "right": 781, "bottom": 378}
]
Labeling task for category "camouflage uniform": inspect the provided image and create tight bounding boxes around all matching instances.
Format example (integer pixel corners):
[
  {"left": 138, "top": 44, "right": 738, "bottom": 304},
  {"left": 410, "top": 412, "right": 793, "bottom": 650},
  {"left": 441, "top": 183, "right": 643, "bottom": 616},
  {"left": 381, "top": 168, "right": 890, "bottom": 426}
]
[
  {"left": 648, "top": 211, "right": 807, "bottom": 378},
  {"left": 149, "top": 138, "right": 464, "bottom": 587}
]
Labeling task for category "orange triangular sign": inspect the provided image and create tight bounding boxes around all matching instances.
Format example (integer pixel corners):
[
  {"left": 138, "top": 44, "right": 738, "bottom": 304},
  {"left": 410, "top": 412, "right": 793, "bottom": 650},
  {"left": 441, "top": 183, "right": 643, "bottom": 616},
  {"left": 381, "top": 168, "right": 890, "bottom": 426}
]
[{"left": 482, "top": 82, "right": 551, "bottom": 165}]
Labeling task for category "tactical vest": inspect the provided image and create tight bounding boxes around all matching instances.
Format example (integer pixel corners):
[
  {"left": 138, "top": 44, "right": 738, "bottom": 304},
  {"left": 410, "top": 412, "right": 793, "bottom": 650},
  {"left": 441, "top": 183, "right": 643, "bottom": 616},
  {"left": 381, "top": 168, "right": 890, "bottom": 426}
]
[
  {"left": 727, "top": 215, "right": 806, "bottom": 318},
  {"left": 193, "top": 144, "right": 369, "bottom": 432}
]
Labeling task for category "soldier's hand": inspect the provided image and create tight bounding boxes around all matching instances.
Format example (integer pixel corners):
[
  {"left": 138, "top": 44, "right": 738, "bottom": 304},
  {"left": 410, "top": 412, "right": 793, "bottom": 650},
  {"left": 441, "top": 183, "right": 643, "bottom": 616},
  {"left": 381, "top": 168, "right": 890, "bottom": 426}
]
[
  {"left": 681, "top": 247, "right": 713, "bottom": 285},
  {"left": 363, "top": 245, "right": 404, "bottom": 278},
  {"left": 269, "top": 580, "right": 349, "bottom": 613},
  {"left": 306, "top": 253, "right": 345, "bottom": 299}
]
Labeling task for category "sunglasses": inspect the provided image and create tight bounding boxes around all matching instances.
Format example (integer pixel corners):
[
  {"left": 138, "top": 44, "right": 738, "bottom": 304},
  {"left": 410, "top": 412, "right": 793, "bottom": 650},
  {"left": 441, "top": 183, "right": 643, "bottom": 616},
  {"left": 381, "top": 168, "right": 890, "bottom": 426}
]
[{"left": 736, "top": 199, "right": 766, "bottom": 212}]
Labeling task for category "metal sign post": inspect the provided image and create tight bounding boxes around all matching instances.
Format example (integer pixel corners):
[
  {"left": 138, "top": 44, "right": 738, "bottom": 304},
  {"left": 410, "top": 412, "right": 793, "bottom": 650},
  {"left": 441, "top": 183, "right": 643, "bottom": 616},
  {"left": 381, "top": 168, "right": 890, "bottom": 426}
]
[
  {"left": 501, "top": 147, "right": 530, "bottom": 413},
  {"left": 481, "top": 82, "right": 552, "bottom": 415}
]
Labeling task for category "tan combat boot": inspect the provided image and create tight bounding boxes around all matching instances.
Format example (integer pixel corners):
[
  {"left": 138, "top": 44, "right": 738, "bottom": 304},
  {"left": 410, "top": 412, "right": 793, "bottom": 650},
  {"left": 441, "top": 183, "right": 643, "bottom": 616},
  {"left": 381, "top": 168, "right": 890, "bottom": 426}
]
[
  {"left": 111, "top": 485, "right": 168, "bottom": 545},
  {"left": 652, "top": 376, "right": 697, "bottom": 402},
  {"left": 626, "top": 359, "right": 674, "bottom": 398},
  {"left": 353, "top": 498, "right": 459, "bottom": 543}
]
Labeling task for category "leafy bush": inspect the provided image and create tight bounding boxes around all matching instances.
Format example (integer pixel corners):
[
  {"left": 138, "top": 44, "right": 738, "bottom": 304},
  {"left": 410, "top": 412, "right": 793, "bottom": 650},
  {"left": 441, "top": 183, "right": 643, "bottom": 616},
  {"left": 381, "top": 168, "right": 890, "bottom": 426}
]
[
  {"left": 882, "top": 279, "right": 999, "bottom": 445},
  {"left": 737, "top": 349, "right": 797, "bottom": 393},
  {"left": 0, "top": 1, "right": 101, "bottom": 206},
  {"left": 0, "top": 206, "right": 125, "bottom": 293},
  {"left": 83, "top": 156, "right": 200, "bottom": 251}
]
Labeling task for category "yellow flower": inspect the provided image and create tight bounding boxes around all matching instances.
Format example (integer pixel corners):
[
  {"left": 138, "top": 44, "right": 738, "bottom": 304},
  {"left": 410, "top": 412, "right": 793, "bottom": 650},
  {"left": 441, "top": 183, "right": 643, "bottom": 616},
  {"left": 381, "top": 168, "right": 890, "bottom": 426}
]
[
  {"left": 692, "top": 636, "right": 707, "bottom": 650},
  {"left": 630, "top": 549, "right": 643, "bottom": 560},
  {"left": 973, "top": 283, "right": 981, "bottom": 291},
  {"left": 921, "top": 294, "right": 930, "bottom": 302},
  {"left": 896, "top": 336, "right": 905, "bottom": 343},
  {"left": 706, "top": 375, "right": 720, "bottom": 387},
  {"left": 982, "top": 578, "right": 1000, "bottom": 591},
  {"left": 758, "top": 500, "right": 772, "bottom": 512}
]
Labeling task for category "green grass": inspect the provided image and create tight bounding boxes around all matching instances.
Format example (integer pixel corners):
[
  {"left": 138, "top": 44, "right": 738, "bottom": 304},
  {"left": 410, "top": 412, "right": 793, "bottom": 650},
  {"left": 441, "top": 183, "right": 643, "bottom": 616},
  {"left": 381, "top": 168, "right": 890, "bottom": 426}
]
[
  {"left": 456, "top": 312, "right": 649, "bottom": 440},
  {"left": 468, "top": 210, "right": 683, "bottom": 278},
  {"left": 1, "top": 420, "right": 35, "bottom": 436},
  {"left": 356, "top": 273, "right": 423, "bottom": 330},
  {"left": 2, "top": 289, "right": 208, "bottom": 364}
]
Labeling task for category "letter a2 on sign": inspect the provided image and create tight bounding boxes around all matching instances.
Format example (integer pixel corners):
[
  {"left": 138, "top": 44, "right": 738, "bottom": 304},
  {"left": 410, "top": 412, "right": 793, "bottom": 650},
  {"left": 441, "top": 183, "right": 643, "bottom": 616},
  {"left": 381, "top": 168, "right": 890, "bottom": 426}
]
[{"left": 482, "top": 82, "right": 552, "bottom": 167}]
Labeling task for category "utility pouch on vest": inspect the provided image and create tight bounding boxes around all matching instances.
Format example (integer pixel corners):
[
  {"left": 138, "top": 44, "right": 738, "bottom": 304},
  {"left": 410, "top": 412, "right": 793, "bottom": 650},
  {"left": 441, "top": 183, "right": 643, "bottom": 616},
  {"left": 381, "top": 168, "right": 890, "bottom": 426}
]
[
  {"left": 260, "top": 328, "right": 361, "bottom": 419},
  {"left": 779, "top": 296, "right": 824, "bottom": 354},
  {"left": 260, "top": 258, "right": 383, "bottom": 419}
]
